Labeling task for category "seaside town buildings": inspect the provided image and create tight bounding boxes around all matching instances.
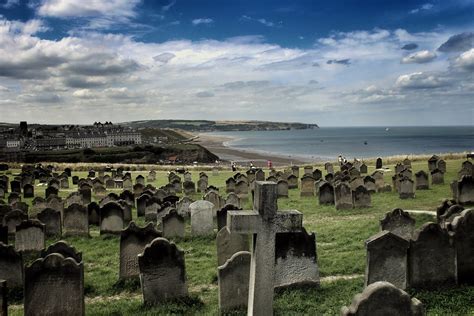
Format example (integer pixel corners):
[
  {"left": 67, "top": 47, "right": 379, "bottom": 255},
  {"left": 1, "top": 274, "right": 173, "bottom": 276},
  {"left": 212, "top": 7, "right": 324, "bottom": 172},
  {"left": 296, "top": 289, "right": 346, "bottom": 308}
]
[{"left": 0, "top": 121, "right": 142, "bottom": 153}]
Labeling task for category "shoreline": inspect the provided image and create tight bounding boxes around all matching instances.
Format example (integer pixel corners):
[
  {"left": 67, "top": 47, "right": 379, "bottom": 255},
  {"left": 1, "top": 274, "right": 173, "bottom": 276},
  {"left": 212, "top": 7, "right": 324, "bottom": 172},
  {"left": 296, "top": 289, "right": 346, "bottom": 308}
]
[{"left": 194, "top": 132, "right": 472, "bottom": 168}]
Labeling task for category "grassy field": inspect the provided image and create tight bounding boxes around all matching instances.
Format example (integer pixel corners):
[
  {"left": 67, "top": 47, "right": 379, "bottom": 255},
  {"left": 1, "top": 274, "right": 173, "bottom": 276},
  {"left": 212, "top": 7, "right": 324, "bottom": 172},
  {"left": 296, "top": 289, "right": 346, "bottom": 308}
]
[{"left": 3, "top": 158, "right": 474, "bottom": 315}]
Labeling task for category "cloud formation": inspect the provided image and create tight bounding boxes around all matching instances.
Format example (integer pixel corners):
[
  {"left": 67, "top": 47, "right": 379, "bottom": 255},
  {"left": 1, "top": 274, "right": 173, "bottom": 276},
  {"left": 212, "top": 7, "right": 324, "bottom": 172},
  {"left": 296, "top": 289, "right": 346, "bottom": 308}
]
[
  {"left": 438, "top": 32, "right": 474, "bottom": 52},
  {"left": 192, "top": 18, "right": 214, "bottom": 26},
  {"left": 401, "top": 50, "right": 436, "bottom": 64},
  {"left": 401, "top": 43, "right": 418, "bottom": 50}
]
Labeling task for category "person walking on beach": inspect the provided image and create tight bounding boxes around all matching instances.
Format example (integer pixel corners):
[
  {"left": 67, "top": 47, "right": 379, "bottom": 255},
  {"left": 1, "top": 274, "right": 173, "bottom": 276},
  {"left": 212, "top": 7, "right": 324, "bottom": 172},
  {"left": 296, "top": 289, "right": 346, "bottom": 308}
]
[
  {"left": 231, "top": 162, "right": 237, "bottom": 172},
  {"left": 267, "top": 160, "right": 273, "bottom": 169},
  {"left": 250, "top": 161, "right": 254, "bottom": 169}
]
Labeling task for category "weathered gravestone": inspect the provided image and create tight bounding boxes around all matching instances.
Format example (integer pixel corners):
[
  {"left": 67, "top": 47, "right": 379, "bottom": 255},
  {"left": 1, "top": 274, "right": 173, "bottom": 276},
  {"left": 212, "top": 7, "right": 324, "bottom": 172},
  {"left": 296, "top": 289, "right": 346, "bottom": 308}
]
[
  {"left": 183, "top": 181, "right": 196, "bottom": 196},
  {"left": 287, "top": 174, "right": 298, "bottom": 189},
  {"left": 456, "top": 175, "right": 474, "bottom": 205},
  {"left": 218, "top": 251, "right": 251, "bottom": 313},
  {"left": 100, "top": 202, "right": 124, "bottom": 235},
  {"left": 415, "top": 170, "right": 429, "bottom": 190},
  {"left": 318, "top": 181, "right": 334, "bottom": 205},
  {"left": 162, "top": 209, "right": 185, "bottom": 238},
  {"left": 225, "top": 192, "right": 240, "bottom": 208},
  {"left": 0, "top": 279, "right": 6, "bottom": 316},
  {"left": 217, "top": 204, "right": 241, "bottom": 231},
  {"left": 399, "top": 178, "right": 415, "bottom": 199},
  {"left": 24, "top": 253, "right": 84, "bottom": 316},
  {"left": 409, "top": 223, "right": 456, "bottom": 288},
  {"left": 324, "top": 162, "right": 334, "bottom": 174},
  {"left": 15, "top": 219, "right": 45, "bottom": 253},
  {"left": 138, "top": 238, "right": 188, "bottom": 304},
  {"left": 63, "top": 203, "right": 89, "bottom": 237},
  {"left": 379, "top": 207, "right": 414, "bottom": 240},
  {"left": 437, "top": 159, "right": 446, "bottom": 173},
  {"left": 37, "top": 208, "right": 61, "bottom": 237},
  {"left": 190, "top": 200, "right": 214, "bottom": 236},
  {"left": 88, "top": 202, "right": 100, "bottom": 226},
  {"left": 216, "top": 227, "right": 249, "bottom": 267},
  {"left": 176, "top": 196, "right": 193, "bottom": 217},
  {"left": 335, "top": 182, "right": 353, "bottom": 210},
  {"left": 78, "top": 184, "right": 91, "bottom": 205},
  {"left": 350, "top": 177, "right": 364, "bottom": 191},
  {"left": 365, "top": 230, "right": 409, "bottom": 289},
  {"left": 341, "top": 281, "right": 424, "bottom": 316},
  {"left": 274, "top": 227, "right": 320, "bottom": 289},
  {"left": 227, "top": 182, "right": 303, "bottom": 315},
  {"left": 359, "top": 163, "right": 368, "bottom": 174},
  {"left": 277, "top": 180, "right": 289, "bottom": 198},
  {"left": 226, "top": 178, "right": 236, "bottom": 193},
  {"left": 428, "top": 155, "right": 439, "bottom": 172},
  {"left": 300, "top": 175, "right": 315, "bottom": 197},
  {"left": 431, "top": 169, "right": 444, "bottom": 185},
  {"left": 352, "top": 185, "right": 371, "bottom": 208},
  {"left": 204, "top": 191, "right": 222, "bottom": 215},
  {"left": 41, "top": 240, "right": 82, "bottom": 263},
  {"left": 451, "top": 209, "right": 474, "bottom": 284},
  {"left": 136, "top": 193, "right": 151, "bottom": 217},
  {"left": 3, "top": 210, "right": 27, "bottom": 235},
  {"left": 197, "top": 178, "right": 208, "bottom": 193},
  {"left": 0, "top": 243, "right": 23, "bottom": 288},
  {"left": 119, "top": 222, "right": 161, "bottom": 280}
]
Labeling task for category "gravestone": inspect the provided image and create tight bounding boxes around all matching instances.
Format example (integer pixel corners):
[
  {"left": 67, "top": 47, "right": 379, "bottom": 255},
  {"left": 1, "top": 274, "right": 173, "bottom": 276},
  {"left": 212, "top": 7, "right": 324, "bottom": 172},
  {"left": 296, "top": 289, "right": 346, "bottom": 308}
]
[
  {"left": 204, "top": 191, "right": 222, "bottom": 215},
  {"left": 190, "top": 200, "right": 214, "bottom": 236},
  {"left": 277, "top": 180, "right": 289, "bottom": 198},
  {"left": 15, "top": 220, "right": 45, "bottom": 253},
  {"left": 335, "top": 182, "right": 353, "bottom": 210},
  {"left": 375, "top": 158, "right": 382, "bottom": 169},
  {"left": 119, "top": 222, "right": 162, "bottom": 280},
  {"left": 78, "top": 184, "right": 91, "bottom": 205},
  {"left": 136, "top": 175, "right": 145, "bottom": 186},
  {"left": 162, "top": 209, "right": 185, "bottom": 238},
  {"left": 100, "top": 202, "right": 124, "bottom": 235},
  {"left": 235, "top": 180, "right": 248, "bottom": 198},
  {"left": 456, "top": 175, "right": 474, "bottom": 205},
  {"left": 218, "top": 251, "right": 251, "bottom": 313},
  {"left": 88, "top": 202, "right": 100, "bottom": 226},
  {"left": 380, "top": 208, "right": 415, "bottom": 240},
  {"left": 428, "top": 155, "right": 439, "bottom": 172},
  {"left": 312, "top": 169, "right": 322, "bottom": 181},
  {"left": 274, "top": 228, "right": 320, "bottom": 289},
  {"left": 451, "top": 209, "right": 474, "bottom": 284},
  {"left": 60, "top": 177, "right": 69, "bottom": 189},
  {"left": 352, "top": 185, "right": 371, "bottom": 208},
  {"left": 226, "top": 178, "right": 236, "bottom": 193},
  {"left": 372, "top": 171, "right": 384, "bottom": 192},
  {"left": 359, "top": 163, "right": 367, "bottom": 174},
  {"left": 138, "top": 238, "right": 188, "bottom": 304},
  {"left": 227, "top": 182, "right": 303, "bottom": 315},
  {"left": 399, "top": 178, "right": 415, "bottom": 199},
  {"left": 350, "top": 177, "right": 364, "bottom": 191},
  {"left": 217, "top": 204, "right": 242, "bottom": 231},
  {"left": 431, "top": 169, "right": 444, "bottom": 185},
  {"left": 324, "top": 162, "right": 334, "bottom": 174},
  {"left": 291, "top": 166, "right": 300, "bottom": 178},
  {"left": 341, "top": 281, "right": 424, "bottom": 316},
  {"left": 0, "top": 279, "right": 6, "bottom": 316},
  {"left": 318, "top": 181, "right": 334, "bottom": 205},
  {"left": 437, "top": 159, "right": 446, "bottom": 173},
  {"left": 183, "top": 181, "right": 196, "bottom": 196},
  {"left": 3, "top": 210, "right": 27, "bottom": 235},
  {"left": 37, "top": 208, "right": 62, "bottom": 237},
  {"left": 303, "top": 166, "right": 313, "bottom": 176},
  {"left": 24, "top": 253, "right": 84, "bottom": 316},
  {"left": 197, "top": 178, "right": 208, "bottom": 193},
  {"left": 137, "top": 194, "right": 151, "bottom": 217},
  {"left": 216, "top": 227, "right": 249, "bottom": 266},
  {"left": 10, "top": 180, "right": 21, "bottom": 194},
  {"left": 8, "top": 192, "right": 21, "bottom": 205},
  {"left": 123, "top": 179, "right": 133, "bottom": 191},
  {"left": 281, "top": 175, "right": 296, "bottom": 192},
  {"left": 225, "top": 192, "right": 241, "bottom": 208},
  {"left": 133, "top": 183, "right": 144, "bottom": 198},
  {"left": 63, "top": 203, "right": 89, "bottom": 237},
  {"left": 395, "top": 163, "right": 406, "bottom": 174},
  {"left": 0, "top": 242, "right": 23, "bottom": 288},
  {"left": 409, "top": 223, "right": 456, "bottom": 288},
  {"left": 415, "top": 170, "right": 429, "bottom": 190},
  {"left": 23, "top": 184, "right": 34, "bottom": 198},
  {"left": 365, "top": 230, "right": 409, "bottom": 289},
  {"left": 300, "top": 175, "right": 315, "bottom": 197},
  {"left": 176, "top": 197, "right": 193, "bottom": 217},
  {"left": 41, "top": 241, "right": 82, "bottom": 263}
]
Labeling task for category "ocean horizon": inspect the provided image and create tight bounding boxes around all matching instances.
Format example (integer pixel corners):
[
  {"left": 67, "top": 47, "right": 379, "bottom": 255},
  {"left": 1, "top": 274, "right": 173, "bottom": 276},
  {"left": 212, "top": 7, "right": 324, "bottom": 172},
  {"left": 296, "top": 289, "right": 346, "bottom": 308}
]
[{"left": 207, "top": 126, "right": 474, "bottom": 161}]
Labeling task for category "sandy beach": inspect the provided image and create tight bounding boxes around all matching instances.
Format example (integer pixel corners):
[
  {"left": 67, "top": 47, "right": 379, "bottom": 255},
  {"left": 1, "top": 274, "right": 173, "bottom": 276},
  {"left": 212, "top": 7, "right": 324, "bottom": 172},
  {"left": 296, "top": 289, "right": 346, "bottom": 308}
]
[{"left": 194, "top": 133, "right": 309, "bottom": 167}]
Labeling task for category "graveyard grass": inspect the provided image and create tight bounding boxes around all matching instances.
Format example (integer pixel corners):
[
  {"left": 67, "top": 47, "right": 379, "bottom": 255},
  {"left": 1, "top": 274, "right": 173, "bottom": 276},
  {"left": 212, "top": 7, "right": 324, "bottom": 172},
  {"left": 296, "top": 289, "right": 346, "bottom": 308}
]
[{"left": 6, "top": 158, "right": 474, "bottom": 315}]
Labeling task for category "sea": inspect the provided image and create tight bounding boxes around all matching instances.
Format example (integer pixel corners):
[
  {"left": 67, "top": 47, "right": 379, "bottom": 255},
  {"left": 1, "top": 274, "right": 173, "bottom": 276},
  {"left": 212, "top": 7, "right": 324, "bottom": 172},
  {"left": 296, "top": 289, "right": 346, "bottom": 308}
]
[{"left": 208, "top": 126, "right": 474, "bottom": 161}]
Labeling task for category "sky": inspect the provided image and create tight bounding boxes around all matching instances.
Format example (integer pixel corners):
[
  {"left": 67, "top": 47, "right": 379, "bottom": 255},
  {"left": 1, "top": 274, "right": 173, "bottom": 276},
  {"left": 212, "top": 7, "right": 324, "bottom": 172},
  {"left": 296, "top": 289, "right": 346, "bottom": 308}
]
[{"left": 0, "top": 0, "right": 473, "bottom": 126}]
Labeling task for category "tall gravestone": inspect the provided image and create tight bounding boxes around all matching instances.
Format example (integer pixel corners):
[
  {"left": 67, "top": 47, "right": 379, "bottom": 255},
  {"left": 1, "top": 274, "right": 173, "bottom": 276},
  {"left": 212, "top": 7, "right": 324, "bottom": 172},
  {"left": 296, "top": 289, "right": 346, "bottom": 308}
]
[
  {"left": 415, "top": 170, "right": 429, "bottom": 190},
  {"left": 24, "top": 253, "right": 84, "bottom": 316},
  {"left": 100, "top": 202, "right": 124, "bottom": 235},
  {"left": 375, "top": 158, "right": 382, "bottom": 169},
  {"left": 227, "top": 182, "right": 303, "bottom": 315},
  {"left": 409, "top": 223, "right": 456, "bottom": 288},
  {"left": 119, "top": 222, "right": 162, "bottom": 280},
  {"left": 63, "top": 203, "right": 89, "bottom": 237},
  {"left": 216, "top": 227, "right": 249, "bottom": 267},
  {"left": 190, "top": 200, "right": 214, "bottom": 236},
  {"left": 352, "top": 185, "right": 371, "bottom": 208},
  {"left": 335, "top": 182, "right": 353, "bottom": 210},
  {"left": 456, "top": 176, "right": 474, "bottom": 205},
  {"left": 41, "top": 241, "right": 82, "bottom": 263},
  {"left": 451, "top": 209, "right": 474, "bottom": 284},
  {"left": 0, "top": 242, "right": 23, "bottom": 288},
  {"left": 365, "top": 230, "right": 409, "bottom": 289},
  {"left": 300, "top": 175, "right": 315, "bottom": 197},
  {"left": 138, "top": 238, "right": 188, "bottom": 304},
  {"left": 162, "top": 209, "right": 185, "bottom": 238},
  {"left": 15, "top": 220, "right": 45, "bottom": 254},
  {"left": 37, "top": 208, "right": 61, "bottom": 237},
  {"left": 218, "top": 251, "right": 251, "bottom": 313},
  {"left": 318, "top": 182, "right": 334, "bottom": 205}
]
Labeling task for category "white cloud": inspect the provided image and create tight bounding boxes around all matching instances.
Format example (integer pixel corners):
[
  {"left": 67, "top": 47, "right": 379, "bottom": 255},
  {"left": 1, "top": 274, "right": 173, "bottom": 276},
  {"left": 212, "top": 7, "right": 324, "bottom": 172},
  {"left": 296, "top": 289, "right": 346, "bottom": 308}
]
[
  {"left": 1, "top": 0, "right": 19, "bottom": 8},
  {"left": 37, "top": 0, "right": 140, "bottom": 18},
  {"left": 240, "top": 15, "right": 280, "bottom": 28},
  {"left": 73, "top": 89, "right": 95, "bottom": 99},
  {"left": 192, "top": 18, "right": 214, "bottom": 26},
  {"left": 455, "top": 48, "right": 474, "bottom": 71},
  {"left": 395, "top": 72, "right": 446, "bottom": 89},
  {"left": 410, "top": 3, "right": 434, "bottom": 14},
  {"left": 401, "top": 50, "right": 437, "bottom": 64}
]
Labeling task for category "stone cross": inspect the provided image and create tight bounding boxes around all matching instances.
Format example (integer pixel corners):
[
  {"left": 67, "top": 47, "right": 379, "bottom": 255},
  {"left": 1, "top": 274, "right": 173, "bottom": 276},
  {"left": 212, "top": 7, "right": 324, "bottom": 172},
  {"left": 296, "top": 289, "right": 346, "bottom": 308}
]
[{"left": 227, "top": 181, "right": 303, "bottom": 316}]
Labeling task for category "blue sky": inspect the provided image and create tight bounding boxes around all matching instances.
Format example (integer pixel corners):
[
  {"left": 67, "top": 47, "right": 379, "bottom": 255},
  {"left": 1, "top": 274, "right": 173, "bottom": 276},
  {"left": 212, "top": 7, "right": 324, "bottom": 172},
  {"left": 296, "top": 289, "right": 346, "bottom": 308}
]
[{"left": 0, "top": 0, "right": 473, "bottom": 125}]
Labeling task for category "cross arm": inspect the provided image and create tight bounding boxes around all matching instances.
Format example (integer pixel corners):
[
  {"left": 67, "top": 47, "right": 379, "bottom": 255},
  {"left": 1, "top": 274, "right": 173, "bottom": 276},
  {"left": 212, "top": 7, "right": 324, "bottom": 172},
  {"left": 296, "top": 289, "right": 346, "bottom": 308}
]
[
  {"left": 273, "top": 210, "right": 303, "bottom": 233},
  {"left": 227, "top": 210, "right": 261, "bottom": 234}
]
